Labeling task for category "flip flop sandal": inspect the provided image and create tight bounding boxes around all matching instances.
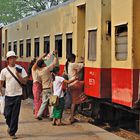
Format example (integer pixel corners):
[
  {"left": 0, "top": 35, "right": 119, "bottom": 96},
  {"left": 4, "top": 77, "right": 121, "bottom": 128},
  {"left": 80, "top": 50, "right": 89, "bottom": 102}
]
[
  {"left": 57, "top": 123, "right": 66, "bottom": 126},
  {"left": 52, "top": 123, "right": 57, "bottom": 126}
]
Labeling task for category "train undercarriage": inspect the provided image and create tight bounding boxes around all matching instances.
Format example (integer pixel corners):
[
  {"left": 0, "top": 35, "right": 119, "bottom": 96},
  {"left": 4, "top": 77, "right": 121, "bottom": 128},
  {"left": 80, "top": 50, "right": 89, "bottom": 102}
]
[{"left": 78, "top": 97, "right": 140, "bottom": 133}]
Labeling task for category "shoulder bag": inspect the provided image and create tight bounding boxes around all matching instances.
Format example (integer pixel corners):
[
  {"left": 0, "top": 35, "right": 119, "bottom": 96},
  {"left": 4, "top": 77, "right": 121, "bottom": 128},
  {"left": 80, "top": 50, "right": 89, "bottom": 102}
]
[{"left": 7, "top": 67, "right": 28, "bottom": 100}]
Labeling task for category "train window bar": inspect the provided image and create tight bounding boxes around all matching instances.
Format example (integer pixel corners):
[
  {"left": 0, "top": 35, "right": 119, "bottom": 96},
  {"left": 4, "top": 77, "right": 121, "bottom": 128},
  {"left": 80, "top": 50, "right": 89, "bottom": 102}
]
[
  {"left": 55, "top": 35, "right": 62, "bottom": 58},
  {"left": 19, "top": 40, "right": 24, "bottom": 57},
  {"left": 26, "top": 39, "right": 31, "bottom": 57},
  {"left": 13, "top": 41, "right": 17, "bottom": 55},
  {"left": 88, "top": 29, "right": 97, "bottom": 61},
  {"left": 115, "top": 24, "right": 128, "bottom": 61},
  {"left": 44, "top": 36, "right": 50, "bottom": 54},
  {"left": 66, "top": 33, "right": 73, "bottom": 59},
  {"left": 8, "top": 42, "right": 12, "bottom": 51},
  {"left": 34, "top": 38, "right": 40, "bottom": 57}
]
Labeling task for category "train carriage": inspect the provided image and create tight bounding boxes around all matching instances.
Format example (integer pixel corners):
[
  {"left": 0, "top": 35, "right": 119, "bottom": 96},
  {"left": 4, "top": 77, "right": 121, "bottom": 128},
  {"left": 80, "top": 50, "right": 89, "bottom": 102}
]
[
  {"left": 1, "top": 0, "right": 86, "bottom": 74},
  {"left": 1, "top": 0, "right": 140, "bottom": 131},
  {"left": 84, "top": 0, "right": 111, "bottom": 99},
  {"left": 111, "top": 0, "right": 140, "bottom": 108}
]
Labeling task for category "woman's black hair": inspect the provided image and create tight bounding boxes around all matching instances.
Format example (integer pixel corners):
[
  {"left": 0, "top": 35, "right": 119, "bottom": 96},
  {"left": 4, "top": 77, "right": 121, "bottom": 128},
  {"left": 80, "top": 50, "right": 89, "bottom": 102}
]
[
  {"left": 27, "top": 58, "right": 36, "bottom": 77},
  {"left": 37, "top": 59, "right": 45, "bottom": 68},
  {"left": 51, "top": 67, "right": 60, "bottom": 81},
  {"left": 65, "top": 53, "right": 76, "bottom": 73}
]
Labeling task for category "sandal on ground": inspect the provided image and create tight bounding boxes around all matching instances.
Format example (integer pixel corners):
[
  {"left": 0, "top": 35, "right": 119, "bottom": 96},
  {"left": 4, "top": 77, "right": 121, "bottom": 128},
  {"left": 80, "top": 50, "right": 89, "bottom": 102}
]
[
  {"left": 52, "top": 123, "right": 57, "bottom": 126},
  {"left": 57, "top": 123, "right": 66, "bottom": 126}
]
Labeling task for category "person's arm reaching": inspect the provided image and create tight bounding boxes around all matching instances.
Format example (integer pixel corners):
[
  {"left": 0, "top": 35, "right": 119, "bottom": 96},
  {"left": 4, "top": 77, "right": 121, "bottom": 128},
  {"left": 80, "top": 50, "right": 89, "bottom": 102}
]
[
  {"left": 32, "top": 53, "right": 47, "bottom": 71},
  {"left": 64, "top": 77, "right": 78, "bottom": 84}
]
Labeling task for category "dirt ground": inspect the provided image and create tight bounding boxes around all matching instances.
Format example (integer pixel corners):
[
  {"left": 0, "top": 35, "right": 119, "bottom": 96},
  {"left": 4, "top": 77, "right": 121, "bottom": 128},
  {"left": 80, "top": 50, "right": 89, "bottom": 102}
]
[{"left": 0, "top": 100, "right": 102, "bottom": 140}]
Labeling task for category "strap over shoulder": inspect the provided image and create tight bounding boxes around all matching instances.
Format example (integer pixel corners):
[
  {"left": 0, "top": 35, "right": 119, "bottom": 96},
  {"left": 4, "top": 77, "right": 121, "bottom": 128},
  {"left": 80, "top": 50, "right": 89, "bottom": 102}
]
[{"left": 7, "top": 67, "right": 22, "bottom": 87}]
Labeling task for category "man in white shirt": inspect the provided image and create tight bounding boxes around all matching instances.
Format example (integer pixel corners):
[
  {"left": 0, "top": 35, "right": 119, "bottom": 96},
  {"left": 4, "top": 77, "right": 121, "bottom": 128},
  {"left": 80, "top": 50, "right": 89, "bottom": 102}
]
[{"left": 0, "top": 51, "right": 28, "bottom": 139}]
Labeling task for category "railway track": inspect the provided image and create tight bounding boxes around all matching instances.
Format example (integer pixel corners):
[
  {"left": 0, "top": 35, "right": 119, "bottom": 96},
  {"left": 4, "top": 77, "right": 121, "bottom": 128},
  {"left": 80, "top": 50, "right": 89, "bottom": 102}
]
[
  {"left": 75, "top": 113, "right": 140, "bottom": 140},
  {"left": 116, "top": 128, "right": 140, "bottom": 140}
]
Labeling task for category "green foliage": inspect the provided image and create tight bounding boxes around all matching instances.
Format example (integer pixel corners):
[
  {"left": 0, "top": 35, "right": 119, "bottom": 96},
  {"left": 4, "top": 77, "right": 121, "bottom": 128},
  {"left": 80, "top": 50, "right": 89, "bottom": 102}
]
[{"left": 0, "top": 0, "right": 69, "bottom": 25}]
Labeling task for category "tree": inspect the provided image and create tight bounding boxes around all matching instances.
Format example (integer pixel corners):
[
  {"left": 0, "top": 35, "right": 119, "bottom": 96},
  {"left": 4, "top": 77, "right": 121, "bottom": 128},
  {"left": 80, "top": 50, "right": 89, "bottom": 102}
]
[
  {"left": 0, "top": 0, "right": 69, "bottom": 25},
  {"left": 0, "top": 0, "right": 24, "bottom": 24}
]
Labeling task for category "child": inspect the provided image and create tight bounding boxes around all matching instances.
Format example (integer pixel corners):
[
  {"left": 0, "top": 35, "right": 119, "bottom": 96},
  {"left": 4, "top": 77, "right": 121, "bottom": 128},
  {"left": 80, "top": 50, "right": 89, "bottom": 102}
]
[{"left": 51, "top": 68, "right": 77, "bottom": 126}]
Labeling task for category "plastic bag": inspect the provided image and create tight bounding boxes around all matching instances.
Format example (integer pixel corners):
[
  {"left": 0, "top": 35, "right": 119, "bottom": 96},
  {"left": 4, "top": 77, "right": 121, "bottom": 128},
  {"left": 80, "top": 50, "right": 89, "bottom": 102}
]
[
  {"left": 44, "top": 52, "right": 59, "bottom": 68},
  {"left": 0, "top": 96, "right": 5, "bottom": 115}
]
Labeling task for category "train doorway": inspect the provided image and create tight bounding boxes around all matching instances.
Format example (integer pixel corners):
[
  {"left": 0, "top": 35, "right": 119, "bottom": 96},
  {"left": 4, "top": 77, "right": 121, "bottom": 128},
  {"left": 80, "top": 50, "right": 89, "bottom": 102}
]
[{"left": 77, "top": 4, "right": 86, "bottom": 63}]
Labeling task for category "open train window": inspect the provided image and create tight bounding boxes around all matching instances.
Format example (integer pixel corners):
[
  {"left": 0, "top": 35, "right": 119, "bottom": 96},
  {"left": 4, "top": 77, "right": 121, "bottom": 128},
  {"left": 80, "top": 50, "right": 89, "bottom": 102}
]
[
  {"left": 88, "top": 30, "right": 97, "bottom": 61},
  {"left": 19, "top": 40, "right": 24, "bottom": 57},
  {"left": 115, "top": 24, "right": 128, "bottom": 61},
  {"left": 55, "top": 35, "right": 62, "bottom": 57},
  {"left": 13, "top": 41, "right": 17, "bottom": 55},
  {"left": 44, "top": 36, "right": 50, "bottom": 54},
  {"left": 26, "top": 39, "right": 31, "bottom": 57},
  {"left": 106, "top": 21, "right": 111, "bottom": 36},
  {"left": 34, "top": 38, "right": 40, "bottom": 57},
  {"left": 66, "top": 33, "right": 72, "bottom": 59},
  {"left": 8, "top": 42, "right": 12, "bottom": 51},
  {"left": 2, "top": 43, "right": 4, "bottom": 57}
]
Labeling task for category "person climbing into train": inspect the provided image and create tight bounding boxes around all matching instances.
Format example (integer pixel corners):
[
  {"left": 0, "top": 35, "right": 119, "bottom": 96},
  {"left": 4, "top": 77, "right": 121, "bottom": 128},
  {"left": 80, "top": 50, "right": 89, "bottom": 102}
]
[
  {"left": 0, "top": 51, "right": 28, "bottom": 139},
  {"left": 65, "top": 53, "right": 87, "bottom": 124},
  {"left": 51, "top": 67, "right": 78, "bottom": 126},
  {"left": 33, "top": 50, "right": 58, "bottom": 120}
]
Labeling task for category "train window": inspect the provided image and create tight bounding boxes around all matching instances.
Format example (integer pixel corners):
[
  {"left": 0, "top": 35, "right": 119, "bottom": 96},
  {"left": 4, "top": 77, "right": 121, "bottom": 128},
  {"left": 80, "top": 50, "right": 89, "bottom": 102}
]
[
  {"left": 44, "top": 36, "right": 50, "bottom": 54},
  {"left": 115, "top": 24, "right": 128, "bottom": 61},
  {"left": 26, "top": 39, "right": 31, "bottom": 57},
  {"left": 55, "top": 35, "right": 62, "bottom": 57},
  {"left": 8, "top": 42, "right": 12, "bottom": 51},
  {"left": 106, "top": 21, "right": 111, "bottom": 36},
  {"left": 2, "top": 43, "right": 4, "bottom": 57},
  {"left": 34, "top": 38, "right": 40, "bottom": 57},
  {"left": 88, "top": 30, "right": 97, "bottom": 61},
  {"left": 66, "top": 33, "right": 72, "bottom": 58},
  {"left": 19, "top": 40, "right": 24, "bottom": 57},
  {"left": 13, "top": 41, "right": 17, "bottom": 55}
]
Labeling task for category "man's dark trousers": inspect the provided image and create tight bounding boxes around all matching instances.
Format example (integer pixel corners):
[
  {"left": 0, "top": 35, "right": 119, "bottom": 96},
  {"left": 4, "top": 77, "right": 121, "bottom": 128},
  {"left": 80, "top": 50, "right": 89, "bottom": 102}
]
[{"left": 4, "top": 95, "right": 21, "bottom": 136}]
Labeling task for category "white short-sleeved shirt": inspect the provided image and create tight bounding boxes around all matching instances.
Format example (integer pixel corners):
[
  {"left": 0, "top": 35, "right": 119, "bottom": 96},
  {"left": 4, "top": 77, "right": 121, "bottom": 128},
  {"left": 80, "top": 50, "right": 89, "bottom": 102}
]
[
  {"left": 53, "top": 76, "right": 65, "bottom": 98},
  {"left": 0, "top": 64, "right": 27, "bottom": 97}
]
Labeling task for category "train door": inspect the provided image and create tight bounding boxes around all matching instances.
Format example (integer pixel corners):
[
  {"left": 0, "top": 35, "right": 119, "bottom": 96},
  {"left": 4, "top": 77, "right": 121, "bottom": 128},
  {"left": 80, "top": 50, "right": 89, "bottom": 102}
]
[
  {"left": 77, "top": 4, "right": 85, "bottom": 63},
  {"left": 84, "top": 0, "right": 111, "bottom": 98},
  {"left": 111, "top": 0, "right": 134, "bottom": 107},
  {"left": 0, "top": 27, "right": 2, "bottom": 70}
]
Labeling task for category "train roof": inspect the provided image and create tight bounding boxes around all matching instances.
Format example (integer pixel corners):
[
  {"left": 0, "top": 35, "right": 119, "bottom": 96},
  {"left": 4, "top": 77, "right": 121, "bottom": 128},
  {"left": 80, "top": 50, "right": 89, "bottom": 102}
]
[{"left": 4, "top": 0, "right": 76, "bottom": 28}]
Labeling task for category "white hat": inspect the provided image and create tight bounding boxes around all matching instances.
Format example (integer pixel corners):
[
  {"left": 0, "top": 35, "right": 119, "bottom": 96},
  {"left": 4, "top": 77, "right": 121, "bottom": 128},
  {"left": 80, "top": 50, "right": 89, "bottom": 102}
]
[{"left": 6, "top": 51, "right": 17, "bottom": 59}]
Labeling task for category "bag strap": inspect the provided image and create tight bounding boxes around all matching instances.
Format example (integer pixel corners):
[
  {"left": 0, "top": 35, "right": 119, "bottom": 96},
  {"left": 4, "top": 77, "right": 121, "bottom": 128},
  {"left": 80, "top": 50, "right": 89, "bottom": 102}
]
[{"left": 7, "top": 67, "right": 22, "bottom": 87}]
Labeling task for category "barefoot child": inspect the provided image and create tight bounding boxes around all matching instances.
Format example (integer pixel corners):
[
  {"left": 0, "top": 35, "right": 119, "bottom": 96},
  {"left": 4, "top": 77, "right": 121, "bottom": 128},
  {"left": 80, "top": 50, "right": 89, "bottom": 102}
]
[{"left": 51, "top": 68, "right": 77, "bottom": 126}]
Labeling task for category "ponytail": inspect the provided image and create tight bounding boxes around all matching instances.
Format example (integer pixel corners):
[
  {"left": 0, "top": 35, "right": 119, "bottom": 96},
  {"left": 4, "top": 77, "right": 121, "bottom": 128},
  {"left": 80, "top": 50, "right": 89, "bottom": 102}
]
[
  {"left": 65, "top": 60, "right": 69, "bottom": 74},
  {"left": 51, "top": 72, "right": 55, "bottom": 82}
]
